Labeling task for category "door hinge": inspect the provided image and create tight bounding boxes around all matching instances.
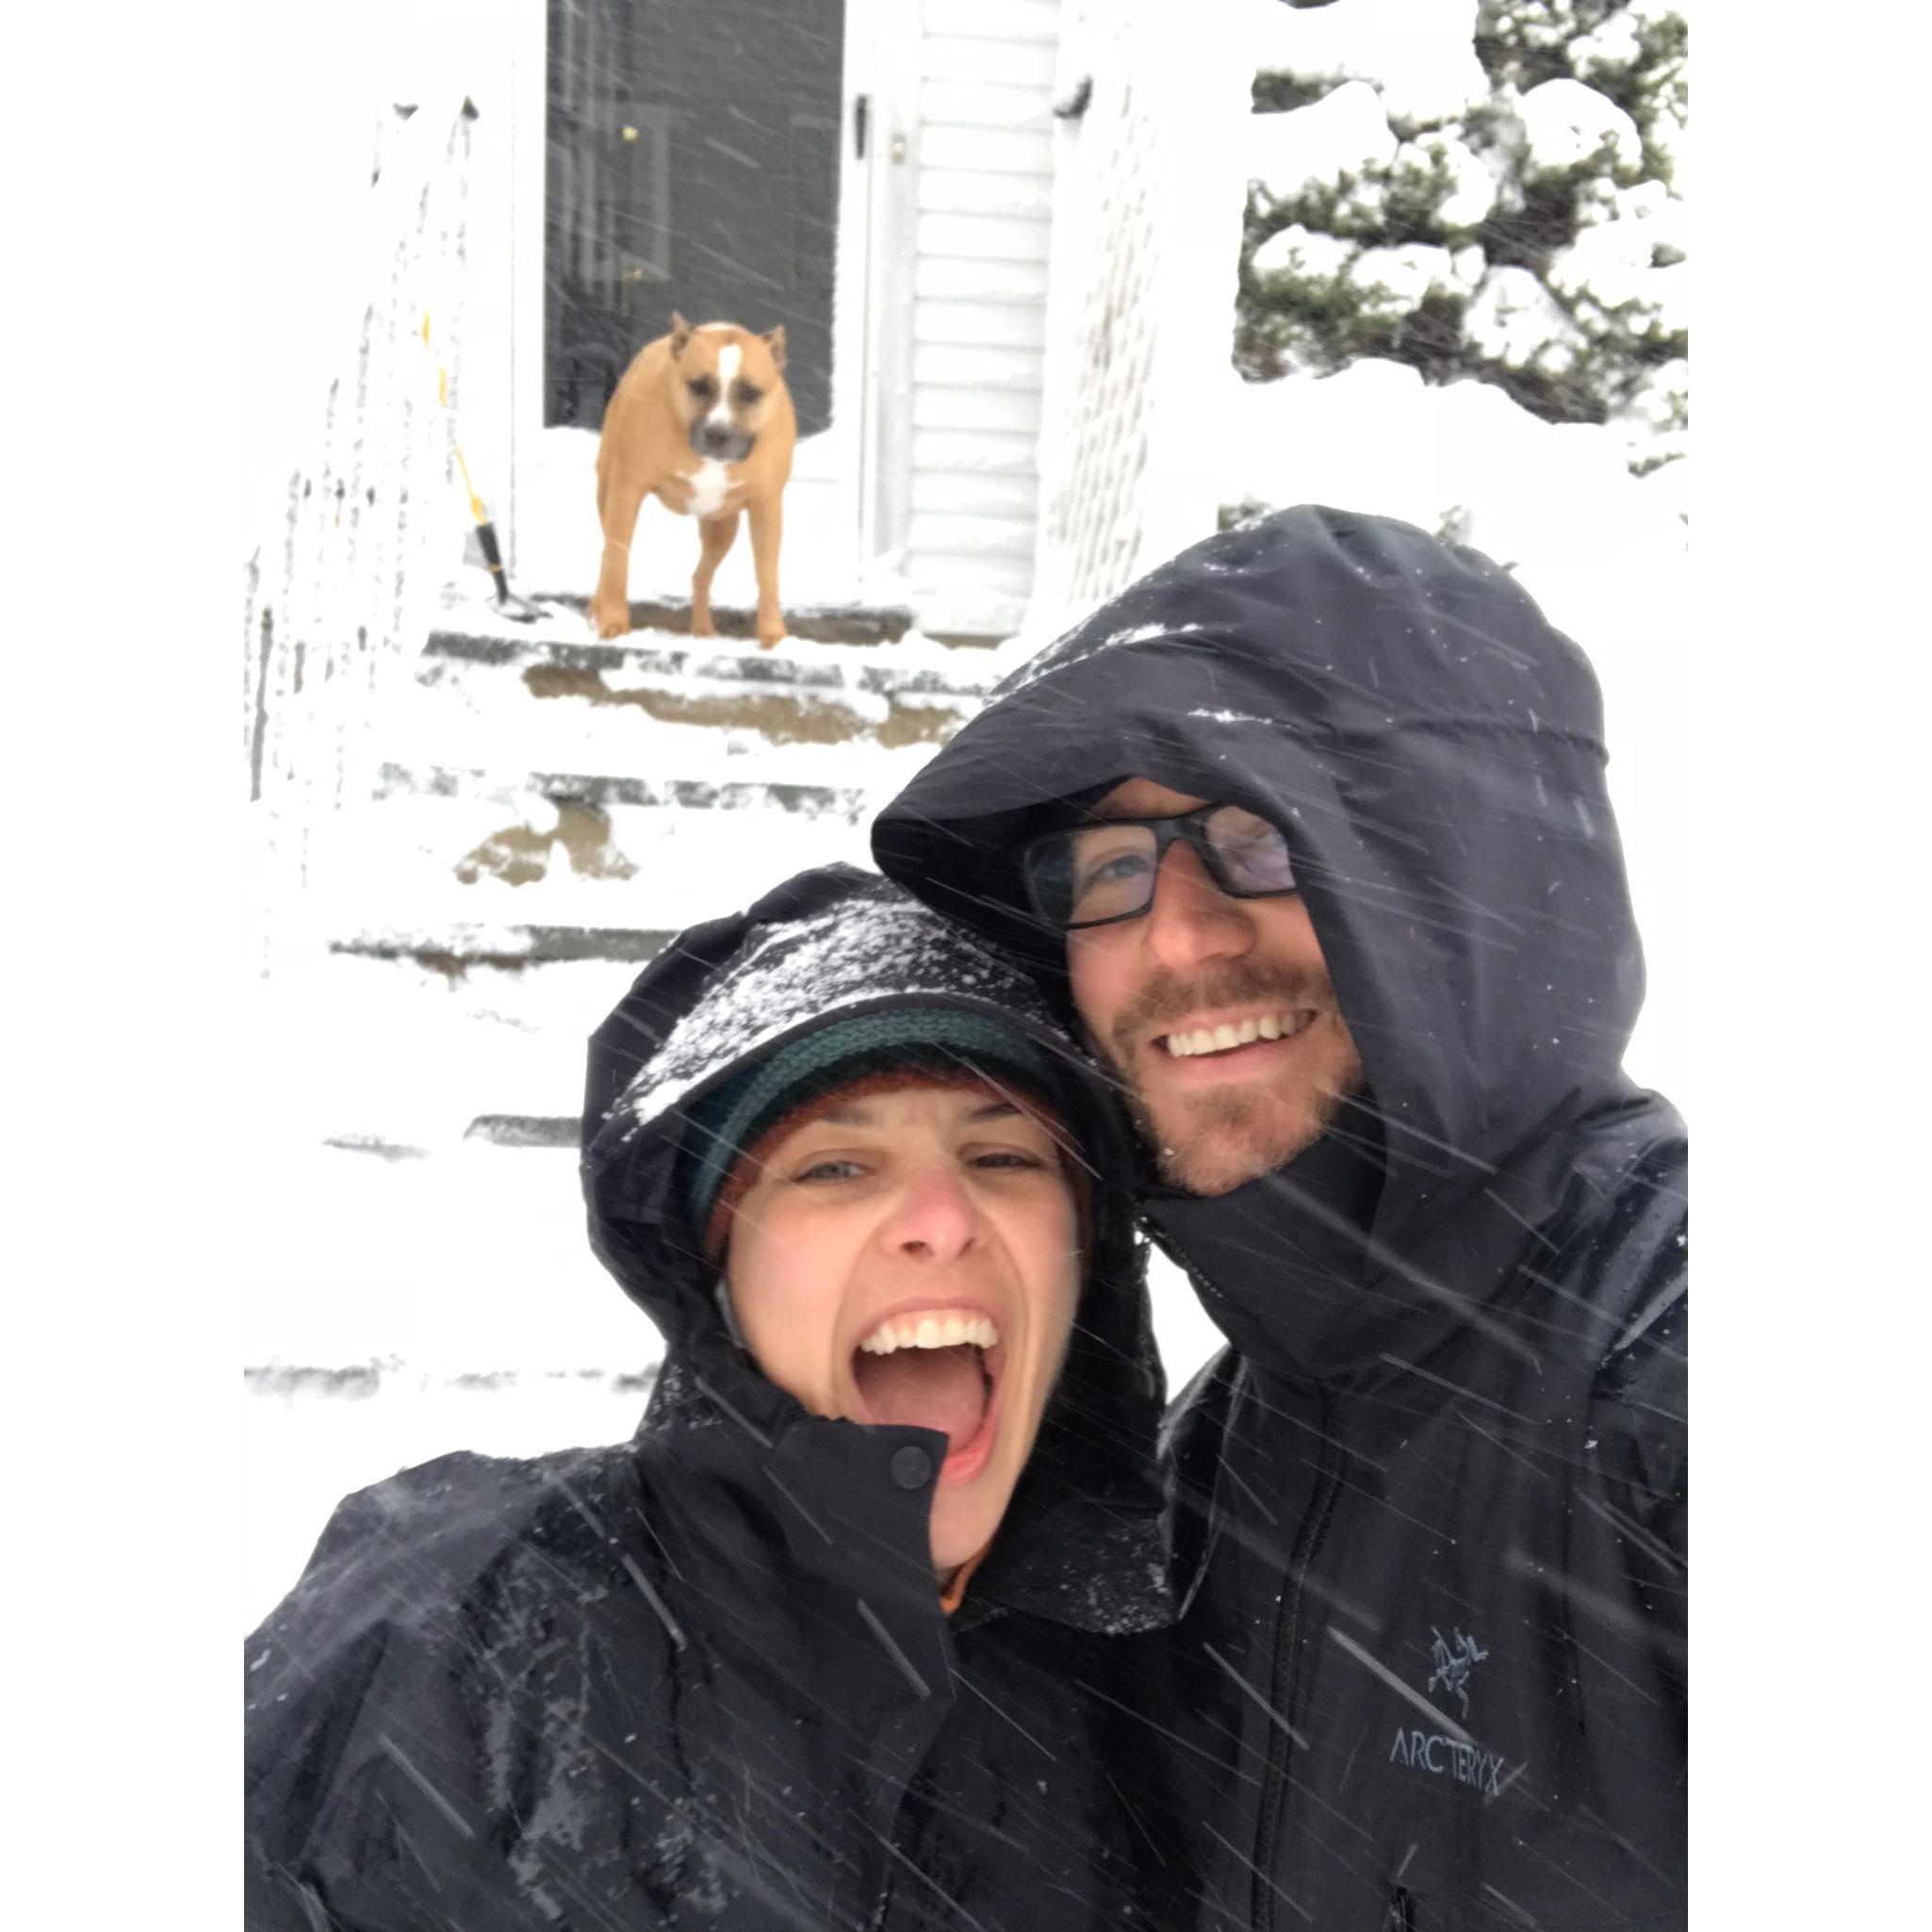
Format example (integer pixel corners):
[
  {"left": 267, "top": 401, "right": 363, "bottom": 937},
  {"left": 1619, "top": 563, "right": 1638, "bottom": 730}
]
[{"left": 855, "top": 92, "right": 870, "bottom": 160}]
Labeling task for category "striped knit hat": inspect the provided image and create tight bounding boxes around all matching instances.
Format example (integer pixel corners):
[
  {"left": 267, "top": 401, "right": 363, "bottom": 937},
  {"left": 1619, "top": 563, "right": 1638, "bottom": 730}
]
[{"left": 679, "top": 1008, "right": 1080, "bottom": 1266}]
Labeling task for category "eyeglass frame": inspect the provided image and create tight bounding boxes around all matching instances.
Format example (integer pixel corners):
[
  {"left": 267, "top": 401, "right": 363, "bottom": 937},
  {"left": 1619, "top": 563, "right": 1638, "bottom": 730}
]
[{"left": 1020, "top": 803, "right": 1300, "bottom": 933}]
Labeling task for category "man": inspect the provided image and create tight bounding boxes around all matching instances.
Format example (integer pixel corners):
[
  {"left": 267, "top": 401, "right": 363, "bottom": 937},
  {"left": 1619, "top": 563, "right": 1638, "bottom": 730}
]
[{"left": 875, "top": 506, "right": 1686, "bottom": 1929}]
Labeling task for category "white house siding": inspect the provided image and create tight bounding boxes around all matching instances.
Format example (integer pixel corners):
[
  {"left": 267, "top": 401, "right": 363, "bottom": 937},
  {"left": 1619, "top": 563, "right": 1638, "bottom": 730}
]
[
  {"left": 1025, "top": 0, "right": 1251, "bottom": 640},
  {"left": 908, "top": 0, "right": 1062, "bottom": 637}
]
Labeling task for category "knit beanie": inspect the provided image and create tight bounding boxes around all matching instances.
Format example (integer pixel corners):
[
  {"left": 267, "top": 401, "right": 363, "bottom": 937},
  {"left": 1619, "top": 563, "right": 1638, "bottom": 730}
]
[{"left": 678, "top": 1009, "right": 1085, "bottom": 1267}]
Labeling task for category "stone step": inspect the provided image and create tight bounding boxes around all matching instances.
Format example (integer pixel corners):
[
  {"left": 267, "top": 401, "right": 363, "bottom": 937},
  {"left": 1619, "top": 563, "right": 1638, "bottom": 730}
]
[{"left": 403, "top": 630, "right": 991, "bottom": 783}]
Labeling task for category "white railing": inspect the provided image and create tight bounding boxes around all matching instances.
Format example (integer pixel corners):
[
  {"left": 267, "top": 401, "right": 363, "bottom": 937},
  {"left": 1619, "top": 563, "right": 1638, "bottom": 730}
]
[{"left": 243, "top": 98, "right": 475, "bottom": 939}]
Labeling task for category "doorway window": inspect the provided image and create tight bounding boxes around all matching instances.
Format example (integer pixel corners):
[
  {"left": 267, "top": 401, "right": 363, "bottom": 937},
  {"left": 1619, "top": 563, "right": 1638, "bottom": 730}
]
[{"left": 544, "top": 0, "right": 845, "bottom": 438}]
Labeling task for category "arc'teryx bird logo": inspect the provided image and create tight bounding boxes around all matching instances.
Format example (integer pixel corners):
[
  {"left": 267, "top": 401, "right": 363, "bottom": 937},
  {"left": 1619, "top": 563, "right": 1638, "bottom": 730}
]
[
  {"left": 1427, "top": 1628, "right": 1488, "bottom": 1718},
  {"left": 1387, "top": 1626, "right": 1510, "bottom": 1795}
]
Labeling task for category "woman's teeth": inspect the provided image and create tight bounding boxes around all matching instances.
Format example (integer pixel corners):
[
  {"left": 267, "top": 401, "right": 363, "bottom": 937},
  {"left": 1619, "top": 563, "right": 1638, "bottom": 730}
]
[
  {"left": 857, "top": 1312, "right": 1000, "bottom": 1355},
  {"left": 1161, "top": 1012, "right": 1308, "bottom": 1057}
]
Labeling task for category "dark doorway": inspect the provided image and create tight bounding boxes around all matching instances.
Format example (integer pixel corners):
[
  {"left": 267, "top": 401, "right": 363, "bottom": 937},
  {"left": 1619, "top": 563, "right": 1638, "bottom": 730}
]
[{"left": 544, "top": 0, "right": 845, "bottom": 439}]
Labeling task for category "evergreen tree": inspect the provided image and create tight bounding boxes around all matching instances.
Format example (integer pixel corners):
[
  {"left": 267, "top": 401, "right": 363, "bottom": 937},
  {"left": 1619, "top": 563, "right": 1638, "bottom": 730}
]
[{"left": 1237, "top": 0, "right": 1687, "bottom": 480}]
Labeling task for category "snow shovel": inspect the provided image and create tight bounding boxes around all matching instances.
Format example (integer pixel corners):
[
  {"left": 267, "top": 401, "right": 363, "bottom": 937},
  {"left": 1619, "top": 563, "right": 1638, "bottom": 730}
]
[{"left": 419, "top": 309, "right": 549, "bottom": 623}]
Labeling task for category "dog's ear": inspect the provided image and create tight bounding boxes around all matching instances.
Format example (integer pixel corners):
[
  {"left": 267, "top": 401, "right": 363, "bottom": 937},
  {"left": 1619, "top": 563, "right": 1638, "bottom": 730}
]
[
  {"left": 761, "top": 325, "right": 787, "bottom": 371},
  {"left": 669, "top": 312, "right": 693, "bottom": 356}
]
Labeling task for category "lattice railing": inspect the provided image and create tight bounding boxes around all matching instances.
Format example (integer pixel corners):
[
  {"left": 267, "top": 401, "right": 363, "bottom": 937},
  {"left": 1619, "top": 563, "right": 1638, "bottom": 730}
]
[{"left": 243, "top": 99, "right": 475, "bottom": 928}]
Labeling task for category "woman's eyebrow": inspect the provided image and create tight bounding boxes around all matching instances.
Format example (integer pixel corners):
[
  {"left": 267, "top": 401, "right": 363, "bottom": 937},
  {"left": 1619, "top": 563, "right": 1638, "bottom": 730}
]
[
  {"left": 963, "top": 1101, "right": 1023, "bottom": 1122},
  {"left": 814, "top": 1103, "right": 876, "bottom": 1125}
]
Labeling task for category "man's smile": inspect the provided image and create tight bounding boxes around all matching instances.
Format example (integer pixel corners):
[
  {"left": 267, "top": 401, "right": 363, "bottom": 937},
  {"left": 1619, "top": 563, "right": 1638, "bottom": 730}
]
[{"left": 1152, "top": 1007, "right": 1319, "bottom": 1060}]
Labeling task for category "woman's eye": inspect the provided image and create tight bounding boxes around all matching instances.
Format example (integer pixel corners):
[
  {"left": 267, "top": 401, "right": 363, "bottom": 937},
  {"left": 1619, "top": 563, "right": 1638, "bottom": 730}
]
[
  {"left": 969, "top": 1150, "right": 1047, "bottom": 1172},
  {"left": 794, "top": 1157, "right": 866, "bottom": 1185}
]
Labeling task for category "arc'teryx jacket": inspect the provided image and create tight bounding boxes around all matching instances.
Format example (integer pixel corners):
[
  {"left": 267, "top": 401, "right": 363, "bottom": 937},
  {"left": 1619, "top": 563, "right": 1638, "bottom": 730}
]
[
  {"left": 244, "top": 867, "right": 1194, "bottom": 1931},
  {"left": 875, "top": 507, "right": 1688, "bottom": 1932}
]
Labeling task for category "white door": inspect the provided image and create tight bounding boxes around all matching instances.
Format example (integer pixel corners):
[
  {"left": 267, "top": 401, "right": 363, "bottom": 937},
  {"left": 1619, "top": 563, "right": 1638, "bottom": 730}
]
[{"left": 502, "top": 0, "right": 909, "bottom": 616}]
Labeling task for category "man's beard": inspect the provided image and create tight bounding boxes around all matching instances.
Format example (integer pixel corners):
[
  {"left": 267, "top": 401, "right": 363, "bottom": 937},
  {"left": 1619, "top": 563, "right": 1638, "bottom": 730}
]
[{"left": 1097, "top": 961, "right": 1365, "bottom": 1196}]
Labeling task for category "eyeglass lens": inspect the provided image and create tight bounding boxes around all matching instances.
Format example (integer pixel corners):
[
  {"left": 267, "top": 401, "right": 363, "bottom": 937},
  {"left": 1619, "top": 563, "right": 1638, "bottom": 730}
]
[{"left": 1038, "top": 806, "right": 1296, "bottom": 928}]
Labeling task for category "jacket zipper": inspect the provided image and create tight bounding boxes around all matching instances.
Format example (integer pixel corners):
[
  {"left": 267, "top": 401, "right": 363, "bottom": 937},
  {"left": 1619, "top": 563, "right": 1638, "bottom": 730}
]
[
  {"left": 1151, "top": 1225, "right": 1351, "bottom": 1932},
  {"left": 1249, "top": 1382, "right": 1346, "bottom": 1932}
]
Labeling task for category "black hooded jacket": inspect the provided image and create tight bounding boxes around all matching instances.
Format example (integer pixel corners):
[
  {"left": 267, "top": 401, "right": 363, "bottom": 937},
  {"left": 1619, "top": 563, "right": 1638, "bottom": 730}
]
[
  {"left": 874, "top": 508, "right": 1688, "bottom": 1931},
  {"left": 244, "top": 867, "right": 1195, "bottom": 1931}
]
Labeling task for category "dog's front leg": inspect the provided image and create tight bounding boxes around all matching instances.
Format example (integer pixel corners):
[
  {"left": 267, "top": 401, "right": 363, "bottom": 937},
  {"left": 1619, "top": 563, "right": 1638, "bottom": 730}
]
[
  {"left": 691, "top": 511, "right": 742, "bottom": 640},
  {"left": 591, "top": 471, "right": 649, "bottom": 639},
  {"left": 746, "top": 495, "right": 786, "bottom": 649}
]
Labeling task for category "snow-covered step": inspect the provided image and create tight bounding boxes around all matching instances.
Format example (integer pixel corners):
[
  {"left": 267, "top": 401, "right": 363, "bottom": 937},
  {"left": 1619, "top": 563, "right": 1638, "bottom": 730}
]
[
  {"left": 427, "top": 590, "right": 995, "bottom": 692},
  {"left": 320, "top": 773, "right": 882, "bottom": 940},
  {"left": 501, "top": 590, "right": 922, "bottom": 649},
  {"left": 290, "top": 592, "right": 1010, "bottom": 945},
  {"left": 333, "top": 921, "right": 678, "bottom": 970},
  {"left": 374, "top": 759, "right": 876, "bottom": 820},
  {"left": 252, "top": 940, "right": 636, "bottom": 1154},
  {"left": 401, "top": 629, "right": 993, "bottom": 782},
  {"left": 257, "top": 588, "right": 1018, "bottom": 1173}
]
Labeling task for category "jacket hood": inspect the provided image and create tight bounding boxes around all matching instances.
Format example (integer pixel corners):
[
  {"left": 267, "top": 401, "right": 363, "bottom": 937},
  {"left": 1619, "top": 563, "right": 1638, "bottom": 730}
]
[
  {"left": 581, "top": 864, "right": 1175, "bottom": 1632},
  {"left": 875, "top": 506, "right": 1663, "bottom": 1380}
]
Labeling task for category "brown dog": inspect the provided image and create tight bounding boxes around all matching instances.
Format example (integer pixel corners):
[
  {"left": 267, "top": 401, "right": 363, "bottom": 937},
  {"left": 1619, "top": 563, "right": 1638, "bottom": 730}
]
[{"left": 590, "top": 315, "right": 796, "bottom": 647}]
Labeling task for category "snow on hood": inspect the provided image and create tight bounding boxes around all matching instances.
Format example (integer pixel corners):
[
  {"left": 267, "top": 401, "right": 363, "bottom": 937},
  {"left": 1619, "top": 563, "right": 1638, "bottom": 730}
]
[{"left": 610, "top": 882, "right": 1070, "bottom": 1145}]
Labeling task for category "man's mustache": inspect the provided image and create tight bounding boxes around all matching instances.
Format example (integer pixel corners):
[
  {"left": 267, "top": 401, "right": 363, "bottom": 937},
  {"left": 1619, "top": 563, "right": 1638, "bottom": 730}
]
[{"left": 1107, "top": 963, "right": 1337, "bottom": 1061}]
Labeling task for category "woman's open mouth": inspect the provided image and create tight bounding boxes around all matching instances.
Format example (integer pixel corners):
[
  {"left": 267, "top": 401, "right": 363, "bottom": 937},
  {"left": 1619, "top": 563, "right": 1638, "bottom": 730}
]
[{"left": 851, "top": 1311, "right": 1003, "bottom": 1484}]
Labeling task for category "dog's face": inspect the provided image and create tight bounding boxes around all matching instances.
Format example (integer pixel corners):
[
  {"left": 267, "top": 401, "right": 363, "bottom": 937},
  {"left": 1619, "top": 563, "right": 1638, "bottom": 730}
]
[{"left": 666, "top": 315, "right": 788, "bottom": 464}]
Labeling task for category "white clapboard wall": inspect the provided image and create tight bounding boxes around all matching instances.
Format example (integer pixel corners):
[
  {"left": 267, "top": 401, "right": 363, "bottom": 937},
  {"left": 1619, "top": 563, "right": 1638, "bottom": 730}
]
[{"left": 906, "top": 0, "right": 1061, "bottom": 638}]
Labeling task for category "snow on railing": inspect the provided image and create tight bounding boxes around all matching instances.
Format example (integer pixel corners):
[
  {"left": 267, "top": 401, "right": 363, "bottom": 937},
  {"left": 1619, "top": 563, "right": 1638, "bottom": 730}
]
[{"left": 244, "top": 98, "right": 475, "bottom": 934}]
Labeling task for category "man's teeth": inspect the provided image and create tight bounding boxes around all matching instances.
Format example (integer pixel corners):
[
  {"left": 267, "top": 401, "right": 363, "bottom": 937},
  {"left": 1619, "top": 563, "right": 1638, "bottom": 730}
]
[
  {"left": 857, "top": 1312, "right": 1000, "bottom": 1355},
  {"left": 1161, "top": 1012, "right": 1306, "bottom": 1057}
]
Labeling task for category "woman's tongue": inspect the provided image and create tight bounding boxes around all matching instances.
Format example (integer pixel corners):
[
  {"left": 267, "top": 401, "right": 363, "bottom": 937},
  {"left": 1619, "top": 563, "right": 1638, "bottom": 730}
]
[{"left": 853, "top": 1345, "right": 988, "bottom": 1455}]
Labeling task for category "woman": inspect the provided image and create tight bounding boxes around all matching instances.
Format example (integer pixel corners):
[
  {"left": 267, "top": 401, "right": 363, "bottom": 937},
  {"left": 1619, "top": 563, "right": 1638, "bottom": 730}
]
[{"left": 245, "top": 866, "right": 1191, "bottom": 1930}]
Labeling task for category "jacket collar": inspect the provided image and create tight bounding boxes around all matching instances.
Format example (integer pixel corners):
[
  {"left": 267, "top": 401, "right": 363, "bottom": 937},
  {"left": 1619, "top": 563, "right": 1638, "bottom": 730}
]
[
  {"left": 633, "top": 1339, "right": 1176, "bottom": 1650},
  {"left": 1140, "top": 1101, "right": 1617, "bottom": 1388}
]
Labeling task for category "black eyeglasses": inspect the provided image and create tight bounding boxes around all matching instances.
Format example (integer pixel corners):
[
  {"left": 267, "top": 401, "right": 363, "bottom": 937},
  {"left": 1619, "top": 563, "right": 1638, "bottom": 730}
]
[{"left": 1021, "top": 804, "right": 1299, "bottom": 932}]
